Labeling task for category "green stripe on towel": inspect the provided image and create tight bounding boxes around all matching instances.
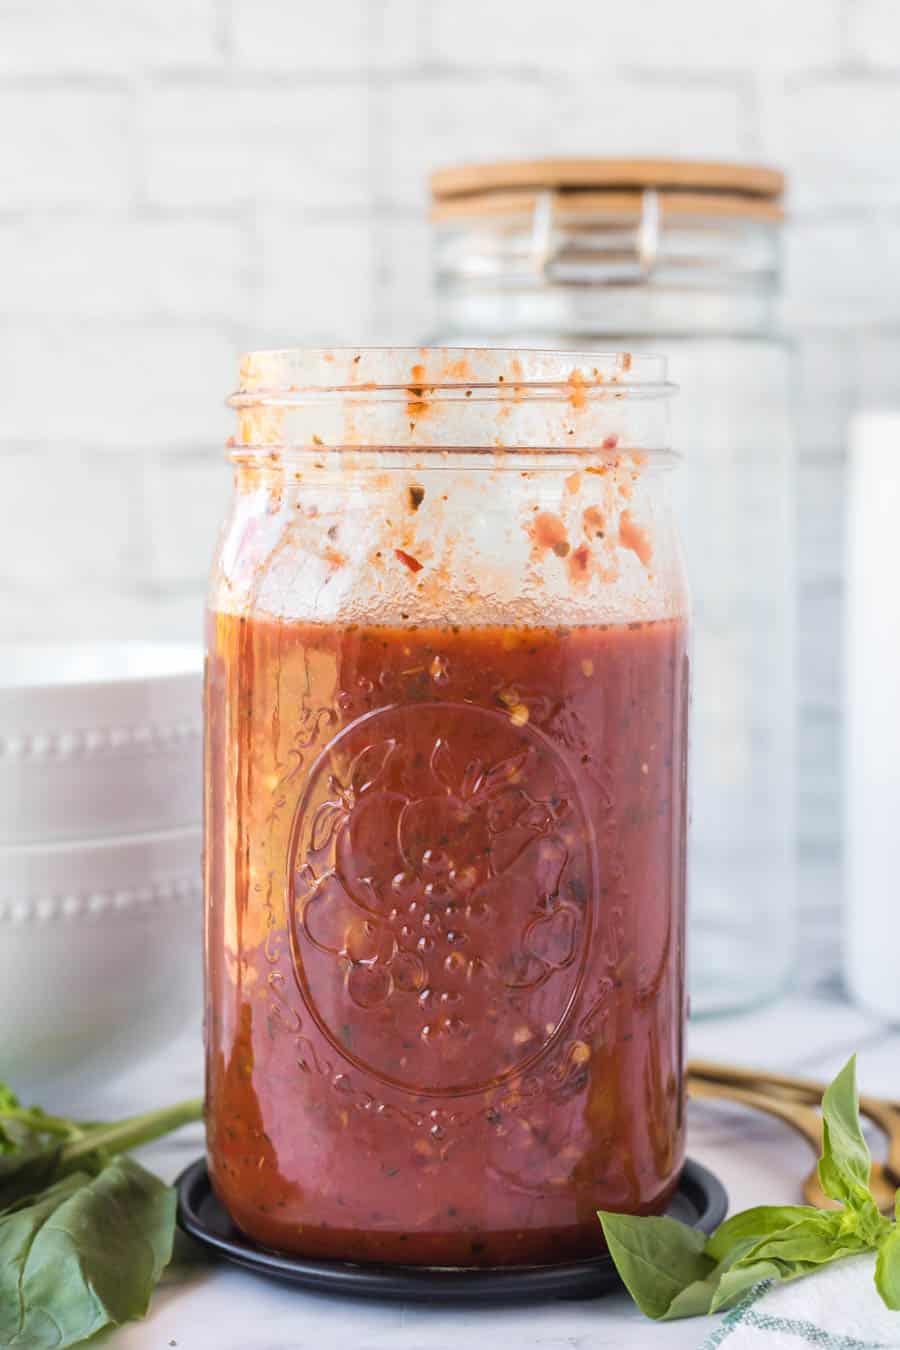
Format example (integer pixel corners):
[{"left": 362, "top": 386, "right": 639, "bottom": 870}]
[{"left": 698, "top": 1282, "right": 895, "bottom": 1349}]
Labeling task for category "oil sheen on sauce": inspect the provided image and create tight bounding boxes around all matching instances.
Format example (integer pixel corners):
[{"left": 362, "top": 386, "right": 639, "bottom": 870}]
[{"left": 205, "top": 612, "right": 688, "bottom": 1266}]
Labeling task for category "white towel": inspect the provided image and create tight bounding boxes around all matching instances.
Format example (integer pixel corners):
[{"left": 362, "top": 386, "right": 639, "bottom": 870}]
[{"left": 697, "top": 1256, "right": 900, "bottom": 1349}]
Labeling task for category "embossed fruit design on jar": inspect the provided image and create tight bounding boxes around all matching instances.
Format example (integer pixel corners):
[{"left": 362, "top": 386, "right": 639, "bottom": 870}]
[{"left": 205, "top": 348, "right": 689, "bottom": 1266}]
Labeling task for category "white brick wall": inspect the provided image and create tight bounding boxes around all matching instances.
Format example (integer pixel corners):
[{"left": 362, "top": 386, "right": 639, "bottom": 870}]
[
  {"left": 381, "top": 76, "right": 560, "bottom": 208},
  {"left": 847, "top": 0, "right": 900, "bottom": 68},
  {"left": 231, "top": 0, "right": 369, "bottom": 71},
  {"left": 0, "top": 89, "right": 135, "bottom": 208},
  {"left": 2, "top": 0, "right": 899, "bottom": 978},
  {"left": 252, "top": 215, "right": 374, "bottom": 345},
  {"left": 142, "top": 83, "right": 370, "bottom": 209},
  {"left": 785, "top": 217, "right": 900, "bottom": 330},
  {"left": 0, "top": 449, "right": 139, "bottom": 587},
  {"left": 0, "top": 217, "right": 249, "bottom": 321},
  {"left": 760, "top": 77, "right": 900, "bottom": 210},
  {"left": 0, "top": 0, "right": 221, "bottom": 74},
  {"left": 427, "top": 0, "right": 844, "bottom": 72},
  {"left": 0, "top": 327, "right": 232, "bottom": 448},
  {"left": 141, "top": 453, "right": 231, "bottom": 588}
]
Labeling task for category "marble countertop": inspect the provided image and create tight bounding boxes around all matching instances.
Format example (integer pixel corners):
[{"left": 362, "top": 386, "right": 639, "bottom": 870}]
[{"left": 81, "top": 984, "right": 900, "bottom": 1350}]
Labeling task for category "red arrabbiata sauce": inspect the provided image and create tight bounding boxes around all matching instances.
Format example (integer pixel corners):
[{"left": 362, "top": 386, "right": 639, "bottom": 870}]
[{"left": 205, "top": 611, "right": 688, "bottom": 1266}]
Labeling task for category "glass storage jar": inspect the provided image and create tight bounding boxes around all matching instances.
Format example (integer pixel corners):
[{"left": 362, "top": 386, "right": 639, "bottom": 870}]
[
  {"left": 205, "top": 347, "right": 690, "bottom": 1266},
  {"left": 429, "top": 159, "right": 795, "bottom": 1017}
]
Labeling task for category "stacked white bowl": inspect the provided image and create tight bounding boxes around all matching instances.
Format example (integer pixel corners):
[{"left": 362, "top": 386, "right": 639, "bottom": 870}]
[{"left": 0, "top": 643, "right": 204, "bottom": 1094}]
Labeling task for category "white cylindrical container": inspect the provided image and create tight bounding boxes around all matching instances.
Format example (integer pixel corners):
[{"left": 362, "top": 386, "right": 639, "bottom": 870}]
[{"left": 845, "top": 412, "right": 900, "bottom": 1023}]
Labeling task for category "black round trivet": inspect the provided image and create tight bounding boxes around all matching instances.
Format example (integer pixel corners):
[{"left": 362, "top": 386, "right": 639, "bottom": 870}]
[{"left": 175, "top": 1157, "right": 727, "bottom": 1303}]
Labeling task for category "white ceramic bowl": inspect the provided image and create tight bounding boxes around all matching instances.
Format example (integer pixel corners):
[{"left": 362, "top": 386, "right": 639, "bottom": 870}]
[
  {"left": 1, "top": 826, "right": 202, "bottom": 1093},
  {"left": 0, "top": 643, "right": 203, "bottom": 844}
]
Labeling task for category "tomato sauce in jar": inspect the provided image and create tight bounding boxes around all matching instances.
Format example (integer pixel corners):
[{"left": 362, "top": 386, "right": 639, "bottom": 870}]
[{"left": 205, "top": 348, "right": 689, "bottom": 1267}]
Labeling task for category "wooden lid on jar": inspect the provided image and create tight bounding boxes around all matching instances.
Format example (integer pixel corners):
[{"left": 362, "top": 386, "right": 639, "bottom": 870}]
[{"left": 430, "top": 158, "right": 785, "bottom": 223}]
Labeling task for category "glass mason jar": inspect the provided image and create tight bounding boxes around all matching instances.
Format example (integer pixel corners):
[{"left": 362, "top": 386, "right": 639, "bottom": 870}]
[
  {"left": 429, "top": 159, "right": 795, "bottom": 1017},
  {"left": 205, "top": 347, "right": 690, "bottom": 1267}
]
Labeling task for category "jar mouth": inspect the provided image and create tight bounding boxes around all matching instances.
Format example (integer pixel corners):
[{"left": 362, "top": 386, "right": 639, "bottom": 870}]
[
  {"left": 230, "top": 346, "right": 674, "bottom": 404},
  {"left": 229, "top": 347, "right": 675, "bottom": 455}
]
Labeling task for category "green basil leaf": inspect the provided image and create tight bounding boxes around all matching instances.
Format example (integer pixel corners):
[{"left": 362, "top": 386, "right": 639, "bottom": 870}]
[
  {"left": 0, "top": 1082, "right": 21, "bottom": 1153},
  {"left": 711, "top": 1248, "right": 867, "bottom": 1319},
  {"left": 876, "top": 1228, "right": 900, "bottom": 1310},
  {"left": 0, "top": 1156, "right": 176, "bottom": 1348},
  {"left": 846, "top": 1196, "right": 891, "bottom": 1247},
  {"left": 0, "top": 1172, "right": 94, "bottom": 1344},
  {"left": 0, "top": 1082, "right": 20, "bottom": 1109},
  {"left": 0, "top": 1144, "right": 65, "bottom": 1213},
  {"left": 597, "top": 1211, "right": 715, "bottom": 1319},
  {"left": 599, "top": 1057, "right": 900, "bottom": 1322},
  {"left": 818, "top": 1055, "right": 874, "bottom": 1213},
  {"left": 696, "top": 1213, "right": 849, "bottom": 1316},
  {"left": 738, "top": 1231, "right": 868, "bottom": 1276},
  {"left": 0, "top": 1091, "right": 88, "bottom": 1206},
  {"left": 596, "top": 1210, "right": 828, "bottom": 1320},
  {"left": 660, "top": 1270, "right": 725, "bottom": 1319},
  {"left": 708, "top": 1259, "right": 782, "bottom": 1312},
  {"left": 875, "top": 1196, "right": 900, "bottom": 1312},
  {"left": 706, "top": 1204, "right": 826, "bottom": 1260}
]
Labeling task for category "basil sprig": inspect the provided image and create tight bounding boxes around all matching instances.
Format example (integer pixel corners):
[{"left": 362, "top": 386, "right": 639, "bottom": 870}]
[
  {"left": 599, "top": 1056, "right": 900, "bottom": 1319},
  {"left": 0, "top": 1080, "right": 202, "bottom": 1347}
]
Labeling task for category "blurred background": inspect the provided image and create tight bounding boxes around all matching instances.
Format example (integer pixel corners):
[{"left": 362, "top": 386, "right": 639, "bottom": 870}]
[{"left": 2, "top": 0, "right": 899, "bottom": 993}]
